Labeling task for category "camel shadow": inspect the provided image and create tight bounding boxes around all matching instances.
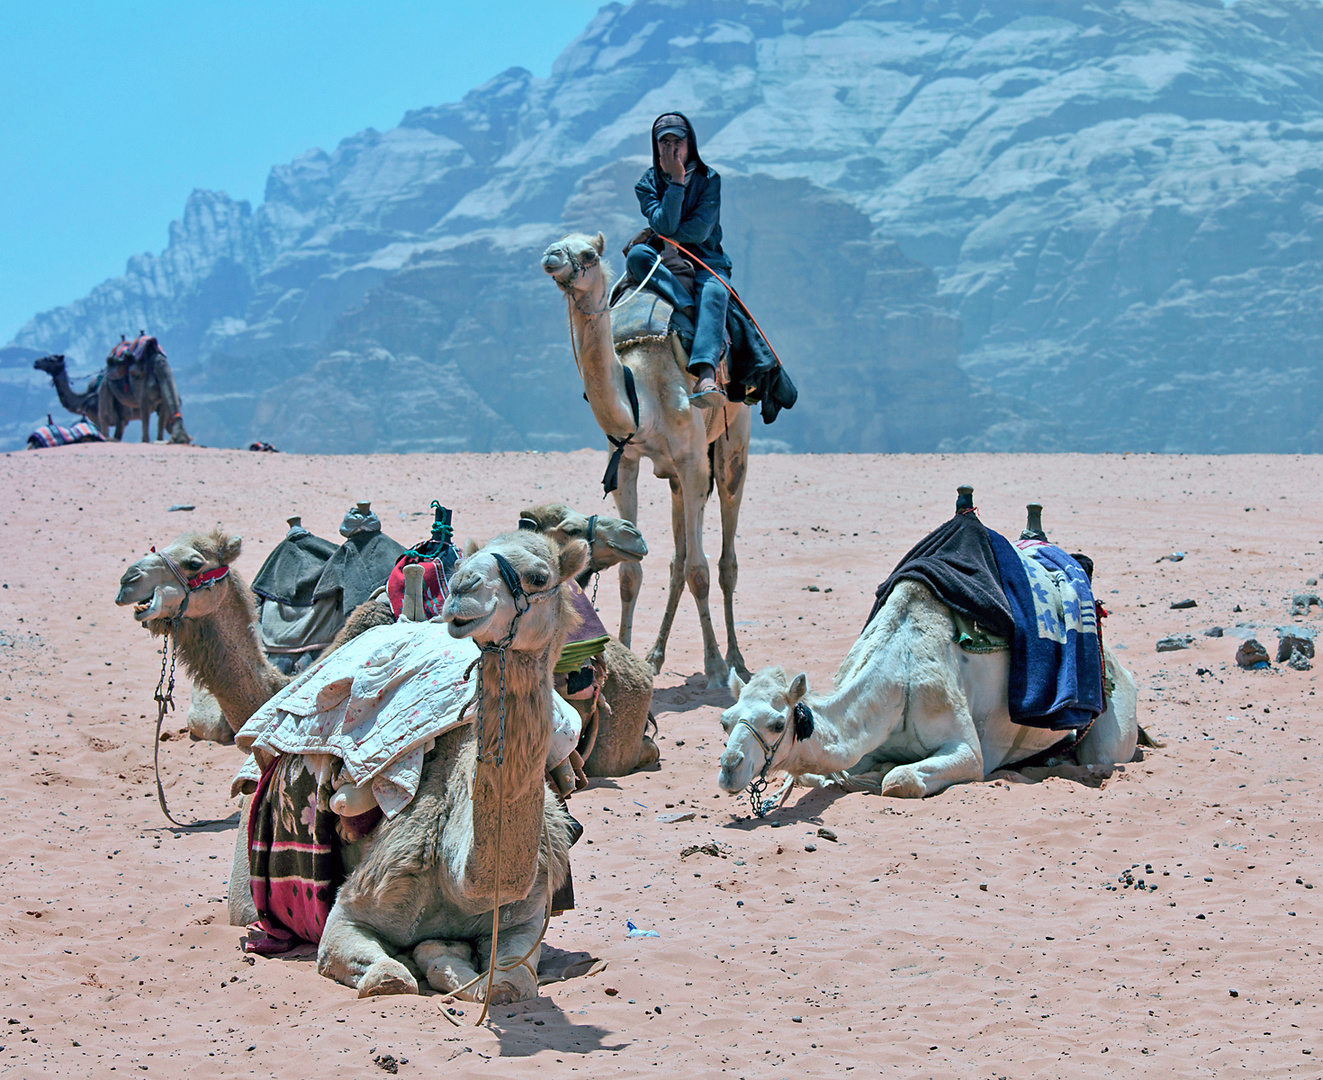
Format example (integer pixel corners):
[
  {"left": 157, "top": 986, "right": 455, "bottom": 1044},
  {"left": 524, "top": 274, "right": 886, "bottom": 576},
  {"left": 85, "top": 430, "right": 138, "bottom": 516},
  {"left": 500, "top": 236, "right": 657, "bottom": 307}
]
[
  {"left": 650, "top": 672, "right": 731, "bottom": 716},
  {"left": 718, "top": 785, "right": 851, "bottom": 832}
]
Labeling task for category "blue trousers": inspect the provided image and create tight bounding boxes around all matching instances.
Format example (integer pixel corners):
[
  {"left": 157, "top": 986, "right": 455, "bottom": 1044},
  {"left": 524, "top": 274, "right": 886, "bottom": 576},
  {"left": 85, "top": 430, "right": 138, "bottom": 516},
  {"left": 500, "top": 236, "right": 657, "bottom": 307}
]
[{"left": 625, "top": 244, "right": 730, "bottom": 372}]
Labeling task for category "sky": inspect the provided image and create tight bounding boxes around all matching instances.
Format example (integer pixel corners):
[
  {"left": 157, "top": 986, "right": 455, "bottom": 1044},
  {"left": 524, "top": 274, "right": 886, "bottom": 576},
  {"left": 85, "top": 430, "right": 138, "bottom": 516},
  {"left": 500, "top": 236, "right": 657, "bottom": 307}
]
[{"left": 1, "top": 1, "right": 607, "bottom": 342}]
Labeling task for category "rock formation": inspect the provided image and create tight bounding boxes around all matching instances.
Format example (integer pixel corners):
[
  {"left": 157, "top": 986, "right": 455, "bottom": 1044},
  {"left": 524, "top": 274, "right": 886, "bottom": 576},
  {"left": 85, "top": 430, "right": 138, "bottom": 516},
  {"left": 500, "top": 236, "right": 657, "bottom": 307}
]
[{"left": 7, "top": 0, "right": 1323, "bottom": 452}]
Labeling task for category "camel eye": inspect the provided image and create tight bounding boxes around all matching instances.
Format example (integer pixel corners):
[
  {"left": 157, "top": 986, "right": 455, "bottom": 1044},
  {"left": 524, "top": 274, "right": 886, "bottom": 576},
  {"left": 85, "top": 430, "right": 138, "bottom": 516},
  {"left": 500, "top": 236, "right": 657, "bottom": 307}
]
[
  {"left": 185, "top": 557, "right": 204, "bottom": 571},
  {"left": 720, "top": 716, "right": 733, "bottom": 733},
  {"left": 581, "top": 250, "right": 597, "bottom": 265},
  {"left": 528, "top": 571, "right": 549, "bottom": 589}
]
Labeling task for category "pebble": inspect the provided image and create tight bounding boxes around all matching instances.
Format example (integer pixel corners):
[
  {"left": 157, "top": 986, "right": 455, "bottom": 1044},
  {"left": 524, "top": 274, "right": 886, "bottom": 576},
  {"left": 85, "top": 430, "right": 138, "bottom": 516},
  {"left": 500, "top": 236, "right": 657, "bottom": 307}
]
[
  {"left": 1203, "top": 626, "right": 1223, "bottom": 637},
  {"left": 1170, "top": 598, "right": 1197, "bottom": 609},
  {"left": 1276, "top": 630, "right": 1315, "bottom": 663},
  {"left": 1290, "top": 593, "right": 1321, "bottom": 616},
  {"left": 816, "top": 827, "right": 838, "bottom": 842},
  {"left": 804, "top": 842, "right": 817, "bottom": 852},
  {"left": 656, "top": 812, "right": 695, "bottom": 824},
  {"left": 1156, "top": 635, "right": 1193, "bottom": 652}
]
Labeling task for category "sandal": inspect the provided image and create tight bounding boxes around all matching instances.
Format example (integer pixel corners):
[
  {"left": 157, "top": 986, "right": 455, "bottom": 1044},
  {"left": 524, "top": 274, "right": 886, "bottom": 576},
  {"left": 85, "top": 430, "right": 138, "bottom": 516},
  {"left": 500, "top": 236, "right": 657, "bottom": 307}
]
[{"left": 688, "top": 375, "right": 724, "bottom": 410}]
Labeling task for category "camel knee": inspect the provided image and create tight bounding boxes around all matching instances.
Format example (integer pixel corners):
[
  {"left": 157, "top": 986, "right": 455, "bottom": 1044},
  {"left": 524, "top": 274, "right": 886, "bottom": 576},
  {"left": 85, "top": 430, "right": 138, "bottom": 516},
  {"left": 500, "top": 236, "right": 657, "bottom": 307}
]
[
  {"left": 618, "top": 561, "right": 642, "bottom": 604},
  {"left": 685, "top": 560, "right": 711, "bottom": 599},
  {"left": 414, "top": 940, "right": 477, "bottom": 994},
  {"left": 717, "top": 553, "right": 737, "bottom": 595}
]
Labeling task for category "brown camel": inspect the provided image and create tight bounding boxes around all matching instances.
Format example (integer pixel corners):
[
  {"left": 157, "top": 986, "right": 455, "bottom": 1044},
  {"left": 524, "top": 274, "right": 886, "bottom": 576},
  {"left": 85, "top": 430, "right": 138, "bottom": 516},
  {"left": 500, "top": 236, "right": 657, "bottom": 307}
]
[
  {"left": 541, "top": 232, "right": 751, "bottom": 689},
  {"left": 116, "top": 527, "right": 582, "bottom": 1002},
  {"left": 33, "top": 354, "right": 122, "bottom": 433},
  {"left": 518, "top": 503, "right": 659, "bottom": 776},
  {"left": 97, "top": 341, "right": 190, "bottom": 443}
]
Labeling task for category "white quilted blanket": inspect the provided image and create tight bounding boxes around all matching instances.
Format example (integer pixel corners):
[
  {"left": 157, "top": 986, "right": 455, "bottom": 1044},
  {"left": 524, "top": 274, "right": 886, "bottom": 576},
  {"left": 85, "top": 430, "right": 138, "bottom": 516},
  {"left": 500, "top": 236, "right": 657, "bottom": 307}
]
[{"left": 231, "top": 620, "right": 580, "bottom": 817}]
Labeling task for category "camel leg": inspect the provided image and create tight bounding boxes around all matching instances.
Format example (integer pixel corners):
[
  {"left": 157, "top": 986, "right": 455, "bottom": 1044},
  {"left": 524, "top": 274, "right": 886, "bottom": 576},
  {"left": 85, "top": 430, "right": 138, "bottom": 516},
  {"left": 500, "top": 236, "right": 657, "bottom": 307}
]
[
  {"left": 1075, "top": 649, "right": 1139, "bottom": 766},
  {"left": 712, "top": 405, "right": 751, "bottom": 679},
  {"left": 880, "top": 738, "right": 983, "bottom": 797},
  {"left": 612, "top": 457, "right": 642, "bottom": 649},
  {"left": 648, "top": 466, "right": 728, "bottom": 688},
  {"left": 318, "top": 904, "right": 420, "bottom": 997}
]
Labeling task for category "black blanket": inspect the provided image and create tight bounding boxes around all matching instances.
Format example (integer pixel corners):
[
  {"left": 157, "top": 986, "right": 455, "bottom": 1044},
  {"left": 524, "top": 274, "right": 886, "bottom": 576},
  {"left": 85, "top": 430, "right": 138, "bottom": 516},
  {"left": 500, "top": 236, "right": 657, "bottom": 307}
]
[{"left": 865, "top": 512, "right": 1014, "bottom": 637}]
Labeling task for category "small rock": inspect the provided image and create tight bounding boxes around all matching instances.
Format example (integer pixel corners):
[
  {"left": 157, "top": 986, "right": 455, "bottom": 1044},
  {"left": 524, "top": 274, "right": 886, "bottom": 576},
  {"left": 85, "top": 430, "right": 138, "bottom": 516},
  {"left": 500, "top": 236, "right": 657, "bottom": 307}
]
[
  {"left": 1170, "top": 598, "right": 1198, "bottom": 609},
  {"left": 1287, "top": 649, "right": 1312, "bottom": 671},
  {"left": 791, "top": 1016, "right": 803, "bottom": 1023},
  {"left": 979, "top": 883, "right": 988, "bottom": 892},
  {"left": 1307, "top": 577, "right": 1319, "bottom": 587},
  {"left": 804, "top": 585, "right": 820, "bottom": 592},
  {"left": 816, "top": 827, "right": 838, "bottom": 842},
  {"left": 1156, "top": 635, "right": 1193, "bottom": 652},
  {"left": 1203, "top": 626, "right": 1224, "bottom": 638},
  {"left": 656, "top": 812, "right": 695, "bottom": 824},
  {"left": 1229, "top": 989, "right": 1239, "bottom": 998},
  {"left": 804, "top": 842, "right": 817, "bottom": 852},
  {"left": 167, "top": 504, "right": 195, "bottom": 513},
  {"left": 1276, "top": 631, "right": 1315, "bottom": 663},
  {"left": 1235, "top": 639, "right": 1271, "bottom": 669},
  {"left": 604, "top": 987, "right": 618, "bottom": 996},
  {"left": 373, "top": 1055, "right": 399, "bottom": 1075}
]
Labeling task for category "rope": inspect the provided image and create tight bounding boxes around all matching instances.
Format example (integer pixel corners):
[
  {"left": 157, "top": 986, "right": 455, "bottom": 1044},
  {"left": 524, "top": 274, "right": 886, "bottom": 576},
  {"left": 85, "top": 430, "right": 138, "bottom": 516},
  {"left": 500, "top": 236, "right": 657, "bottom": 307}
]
[
  {"left": 151, "top": 627, "right": 233, "bottom": 829},
  {"left": 608, "top": 250, "right": 663, "bottom": 312}
]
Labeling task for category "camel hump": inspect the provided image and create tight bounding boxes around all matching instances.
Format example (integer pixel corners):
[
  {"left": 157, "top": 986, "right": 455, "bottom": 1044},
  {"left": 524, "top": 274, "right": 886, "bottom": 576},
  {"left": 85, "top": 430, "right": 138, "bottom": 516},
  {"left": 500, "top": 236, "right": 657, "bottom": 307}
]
[{"left": 610, "top": 289, "right": 674, "bottom": 348}]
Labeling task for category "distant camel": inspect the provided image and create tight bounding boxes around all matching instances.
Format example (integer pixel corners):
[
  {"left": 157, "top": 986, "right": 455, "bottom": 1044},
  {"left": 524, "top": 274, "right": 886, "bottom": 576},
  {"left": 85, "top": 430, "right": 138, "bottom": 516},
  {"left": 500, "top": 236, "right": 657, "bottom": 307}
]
[
  {"left": 33, "top": 354, "right": 123, "bottom": 433},
  {"left": 97, "top": 338, "right": 190, "bottom": 443}
]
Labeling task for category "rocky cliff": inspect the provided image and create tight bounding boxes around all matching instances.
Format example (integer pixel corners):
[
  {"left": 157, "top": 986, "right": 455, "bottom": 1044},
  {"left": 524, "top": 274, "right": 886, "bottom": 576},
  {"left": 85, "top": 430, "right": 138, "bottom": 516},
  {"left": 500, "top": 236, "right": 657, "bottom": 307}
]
[{"left": 8, "top": 0, "right": 1322, "bottom": 453}]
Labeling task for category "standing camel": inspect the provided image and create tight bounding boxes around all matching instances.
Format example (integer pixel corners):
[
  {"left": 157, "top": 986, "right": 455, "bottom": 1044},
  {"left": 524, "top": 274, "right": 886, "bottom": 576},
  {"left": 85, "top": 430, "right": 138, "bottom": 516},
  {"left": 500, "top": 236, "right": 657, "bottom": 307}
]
[
  {"left": 97, "top": 339, "right": 190, "bottom": 443},
  {"left": 541, "top": 231, "right": 750, "bottom": 690}
]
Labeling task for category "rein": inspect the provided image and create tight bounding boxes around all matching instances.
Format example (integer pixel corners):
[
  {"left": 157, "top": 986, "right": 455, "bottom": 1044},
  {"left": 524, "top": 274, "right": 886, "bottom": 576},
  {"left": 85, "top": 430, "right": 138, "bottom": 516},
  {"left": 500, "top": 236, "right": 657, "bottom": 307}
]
[
  {"left": 147, "top": 549, "right": 234, "bottom": 829},
  {"left": 739, "top": 701, "right": 814, "bottom": 819}
]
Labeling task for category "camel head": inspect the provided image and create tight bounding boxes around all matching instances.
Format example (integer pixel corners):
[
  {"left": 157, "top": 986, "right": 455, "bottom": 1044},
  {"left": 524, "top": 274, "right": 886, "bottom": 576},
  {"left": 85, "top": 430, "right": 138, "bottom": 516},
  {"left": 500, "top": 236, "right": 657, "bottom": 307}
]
[
  {"left": 442, "top": 529, "right": 589, "bottom": 652},
  {"left": 518, "top": 503, "right": 647, "bottom": 578},
  {"left": 33, "top": 354, "right": 66, "bottom": 375},
  {"left": 717, "top": 666, "right": 810, "bottom": 794},
  {"left": 115, "top": 530, "right": 243, "bottom": 631},
  {"left": 541, "top": 232, "right": 609, "bottom": 304}
]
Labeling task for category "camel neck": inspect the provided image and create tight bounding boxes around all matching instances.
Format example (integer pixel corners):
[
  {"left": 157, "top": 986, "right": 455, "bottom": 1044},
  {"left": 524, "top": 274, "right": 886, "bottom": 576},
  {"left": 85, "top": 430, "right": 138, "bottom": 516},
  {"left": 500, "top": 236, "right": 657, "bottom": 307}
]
[
  {"left": 783, "top": 677, "right": 893, "bottom": 777},
  {"left": 568, "top": 292, "right": 638, "bottom": 437},
  {"left": 173, "top": 578, "right": 287, "bottom": 727},
  {"left": 464, "top": 644, "right": 555, "bottom": 891}
]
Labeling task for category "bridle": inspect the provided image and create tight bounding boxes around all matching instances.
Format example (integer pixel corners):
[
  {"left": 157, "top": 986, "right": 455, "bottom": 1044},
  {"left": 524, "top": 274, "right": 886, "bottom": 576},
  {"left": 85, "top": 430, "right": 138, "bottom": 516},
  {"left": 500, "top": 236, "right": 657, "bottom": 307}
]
[
  {"left": 144, "top": 547, "right": 233, "bottom": 829},
  {"left": 734, "top": 701, "right": 815, "bottom": 819}
]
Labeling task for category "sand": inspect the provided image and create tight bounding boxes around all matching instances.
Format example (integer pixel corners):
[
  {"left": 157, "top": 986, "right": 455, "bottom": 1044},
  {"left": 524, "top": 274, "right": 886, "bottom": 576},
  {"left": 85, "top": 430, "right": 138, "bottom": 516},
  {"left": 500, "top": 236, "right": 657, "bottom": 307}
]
[{"left": 0, "top": 444, "right": 1319, "bottom": 1078}]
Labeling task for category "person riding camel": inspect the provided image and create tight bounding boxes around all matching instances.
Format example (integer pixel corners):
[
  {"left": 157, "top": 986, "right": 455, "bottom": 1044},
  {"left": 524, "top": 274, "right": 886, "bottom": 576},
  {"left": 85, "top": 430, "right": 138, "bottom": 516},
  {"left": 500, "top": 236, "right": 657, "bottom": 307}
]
[{"left": 625, "top": 112, "right": 731, "bottom": 410}]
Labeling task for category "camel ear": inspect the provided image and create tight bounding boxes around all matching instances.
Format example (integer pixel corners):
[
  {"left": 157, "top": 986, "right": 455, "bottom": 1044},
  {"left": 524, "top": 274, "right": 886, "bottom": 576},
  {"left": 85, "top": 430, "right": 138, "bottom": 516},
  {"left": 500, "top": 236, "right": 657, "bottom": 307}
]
[
  {"left": 592, "top": 232, "right": 605, "bottom": 255},
  {"left": 726, "top": 667, "right": 745, "bottom": 702},
  {"left": 464, "top": 538, "right": 480, "bottom": 557},
  {"left": 557, "top": 537, "right": 591, "bottom": 583},
  {"left": 220, "top": 535, "right": 242, "bottom": 564},
  {"left": 788, "top": 673, "right": 809, "bottom": 705}
]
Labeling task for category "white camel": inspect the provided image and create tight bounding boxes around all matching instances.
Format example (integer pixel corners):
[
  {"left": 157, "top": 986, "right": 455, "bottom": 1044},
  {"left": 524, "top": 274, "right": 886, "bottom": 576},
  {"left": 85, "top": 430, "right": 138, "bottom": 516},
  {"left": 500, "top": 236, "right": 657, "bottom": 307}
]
[
  {"left": 717, "top": 579, "right": 1138, "bottom": 803},
  {"left": 541, "top": 231, "right": 751, "bottom": 689}
]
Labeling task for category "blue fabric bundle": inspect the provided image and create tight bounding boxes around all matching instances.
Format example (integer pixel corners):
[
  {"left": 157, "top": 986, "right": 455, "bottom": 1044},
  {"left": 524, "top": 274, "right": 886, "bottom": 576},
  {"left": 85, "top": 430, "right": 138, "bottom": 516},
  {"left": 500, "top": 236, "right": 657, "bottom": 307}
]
[{"left": 986, "top": 533, "right": 1103, "bottom": 731}]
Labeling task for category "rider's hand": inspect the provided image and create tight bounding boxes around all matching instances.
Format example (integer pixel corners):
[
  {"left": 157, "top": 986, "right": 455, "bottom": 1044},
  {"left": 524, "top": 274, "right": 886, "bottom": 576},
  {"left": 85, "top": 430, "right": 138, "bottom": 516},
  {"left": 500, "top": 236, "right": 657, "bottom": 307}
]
[{"left": 661, "top": 141, "right": 686, "bottom": 184}]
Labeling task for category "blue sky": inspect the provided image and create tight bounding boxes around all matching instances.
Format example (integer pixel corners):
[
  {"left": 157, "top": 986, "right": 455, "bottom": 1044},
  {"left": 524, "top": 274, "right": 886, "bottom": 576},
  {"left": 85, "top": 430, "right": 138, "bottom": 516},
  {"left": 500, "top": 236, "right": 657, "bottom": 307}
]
[{"left": 1, "top": 1, "right": 606, "bottom": 342}]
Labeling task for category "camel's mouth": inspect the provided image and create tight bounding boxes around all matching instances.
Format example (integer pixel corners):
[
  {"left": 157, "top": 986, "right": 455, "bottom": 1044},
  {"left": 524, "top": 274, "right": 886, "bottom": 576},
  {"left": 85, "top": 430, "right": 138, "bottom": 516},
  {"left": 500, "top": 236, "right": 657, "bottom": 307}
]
[
  {"left": 130, "top": 587, "right": 166, "bottom": 623},
  {"left": 444, "top": 608, "right": 494, "bottom": 639}
]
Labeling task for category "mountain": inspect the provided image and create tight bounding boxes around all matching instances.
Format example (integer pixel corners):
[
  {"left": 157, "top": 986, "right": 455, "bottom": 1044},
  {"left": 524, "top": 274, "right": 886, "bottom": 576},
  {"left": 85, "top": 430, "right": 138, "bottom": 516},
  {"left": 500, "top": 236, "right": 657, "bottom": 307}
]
[{"left": 8, "top": 0, "right": 1323, "bottom": 453}]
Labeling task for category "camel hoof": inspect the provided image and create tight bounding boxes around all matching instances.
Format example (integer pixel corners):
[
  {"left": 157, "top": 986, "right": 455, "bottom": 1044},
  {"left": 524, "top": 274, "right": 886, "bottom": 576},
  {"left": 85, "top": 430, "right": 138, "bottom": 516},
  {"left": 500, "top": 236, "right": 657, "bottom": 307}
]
[
  {"left": 636, "top": 735, "right": 660, "bottom": 771},
  {"left": 357, "top": 958, "right": 418, "bottom": 997},
  {"left": 472, "top": 969, "right": 538, "bottom": 1005},
  {"left": 880, "top": 766, "right": 925, "bottom": 799}
]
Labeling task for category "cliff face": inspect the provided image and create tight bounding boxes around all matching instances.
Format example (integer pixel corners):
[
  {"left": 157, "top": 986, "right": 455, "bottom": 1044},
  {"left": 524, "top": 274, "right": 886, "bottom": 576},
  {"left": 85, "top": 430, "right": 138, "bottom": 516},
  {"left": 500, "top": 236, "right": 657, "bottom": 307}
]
[{"left": 8, "top": 0, "right": 1323, "bottom": 452}]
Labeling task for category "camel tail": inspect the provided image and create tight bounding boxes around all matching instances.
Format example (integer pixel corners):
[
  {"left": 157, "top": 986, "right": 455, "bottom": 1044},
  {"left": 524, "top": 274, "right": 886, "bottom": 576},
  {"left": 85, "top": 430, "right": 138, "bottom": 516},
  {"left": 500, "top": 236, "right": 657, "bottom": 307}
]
[{"left": 1136, "top": 724, "right": 1163, "bottom": 749}]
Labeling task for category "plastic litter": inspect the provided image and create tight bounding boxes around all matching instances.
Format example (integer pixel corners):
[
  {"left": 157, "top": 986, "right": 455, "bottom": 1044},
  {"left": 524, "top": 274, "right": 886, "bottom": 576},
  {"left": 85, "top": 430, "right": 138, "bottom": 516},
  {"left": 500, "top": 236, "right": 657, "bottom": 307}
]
[
  {"left": 1156, "top": 552, "right": 1185, "bottom": 563},
  {"left": 625, "top": 920, "right": 659, "bottom": 939}
]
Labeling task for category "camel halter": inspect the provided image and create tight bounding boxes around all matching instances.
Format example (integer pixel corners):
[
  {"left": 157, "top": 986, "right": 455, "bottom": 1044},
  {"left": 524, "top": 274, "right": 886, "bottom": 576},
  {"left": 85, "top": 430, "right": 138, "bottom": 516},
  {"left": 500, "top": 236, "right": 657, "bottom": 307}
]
[
  {"left": 737, "top": 701, "right": 814, "bottom": 819},
  {"left": 449, "top": 550, "right": 563, "bottom": 1026},
  {"left": 146, "top": 548, "right": 233, "bottom": 829}
]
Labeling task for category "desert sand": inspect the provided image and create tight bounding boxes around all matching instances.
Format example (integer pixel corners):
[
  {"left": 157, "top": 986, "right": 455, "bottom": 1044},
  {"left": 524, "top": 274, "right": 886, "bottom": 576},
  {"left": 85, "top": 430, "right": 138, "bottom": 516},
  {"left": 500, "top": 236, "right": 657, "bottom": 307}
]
[{"left": 0, "top": 444, "right": 1319, "bottom": 1078}]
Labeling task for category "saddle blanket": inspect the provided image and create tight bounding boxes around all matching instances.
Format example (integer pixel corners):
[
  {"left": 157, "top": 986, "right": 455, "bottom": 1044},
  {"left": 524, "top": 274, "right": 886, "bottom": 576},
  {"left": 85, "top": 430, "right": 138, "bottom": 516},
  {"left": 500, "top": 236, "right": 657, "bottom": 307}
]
[
  {"left": 27, "top": 419, "right": 103, "bottom": 448},
  {"left": 986, "top": 534, "right": 1104, "bottom": 731},
  {"left": 233, "top": 620, "right": 582, "bottom": 816}
]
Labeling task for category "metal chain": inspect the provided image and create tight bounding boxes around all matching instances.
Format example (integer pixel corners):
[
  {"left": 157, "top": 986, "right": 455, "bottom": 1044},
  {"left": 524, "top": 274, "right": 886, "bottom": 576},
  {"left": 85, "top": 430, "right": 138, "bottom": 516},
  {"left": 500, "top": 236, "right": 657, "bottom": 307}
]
[{"left": 590, "top": 570, "right": 600, "bottom": 608}]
